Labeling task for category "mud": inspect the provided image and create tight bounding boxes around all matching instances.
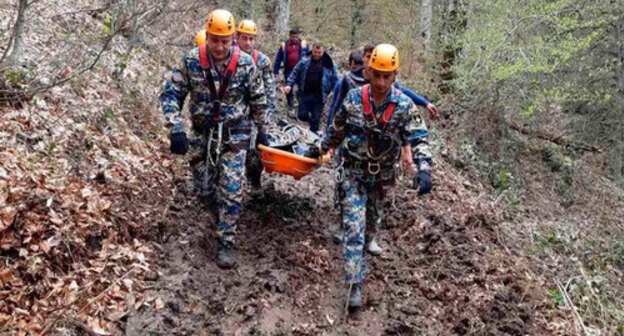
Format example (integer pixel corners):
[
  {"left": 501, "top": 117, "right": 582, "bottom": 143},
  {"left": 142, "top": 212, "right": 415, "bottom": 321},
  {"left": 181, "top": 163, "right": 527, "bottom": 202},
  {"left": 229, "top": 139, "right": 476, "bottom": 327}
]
[{"left": 123, "top": 159, "right": 550, "bottom": 335}]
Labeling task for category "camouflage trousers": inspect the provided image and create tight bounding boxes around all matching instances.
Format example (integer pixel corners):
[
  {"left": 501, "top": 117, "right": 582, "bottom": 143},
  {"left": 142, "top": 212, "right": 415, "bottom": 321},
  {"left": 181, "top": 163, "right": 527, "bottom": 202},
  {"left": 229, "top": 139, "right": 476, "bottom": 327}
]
[
  {"left": 190, "top": 135, "right": 247, "bottom": 247},
  {"left": 341, "top": 171, "right": 383, "bottom": 284}
]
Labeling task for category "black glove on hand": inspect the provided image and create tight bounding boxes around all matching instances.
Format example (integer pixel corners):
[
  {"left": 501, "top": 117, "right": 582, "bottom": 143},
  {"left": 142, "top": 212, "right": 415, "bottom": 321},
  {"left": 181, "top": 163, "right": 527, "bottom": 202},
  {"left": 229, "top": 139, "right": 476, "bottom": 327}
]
[
  {"left": 413, "top": 170, "right": 432, "bottom": 195},
  {"left": 303, "top": 146, "right": 321, "bottom": 159},
  {"left": 170, "top": 132, "right": 189, "bottom": 155},
  {"left": 256, "top": 128, "right": 270, "bottom": 147}
]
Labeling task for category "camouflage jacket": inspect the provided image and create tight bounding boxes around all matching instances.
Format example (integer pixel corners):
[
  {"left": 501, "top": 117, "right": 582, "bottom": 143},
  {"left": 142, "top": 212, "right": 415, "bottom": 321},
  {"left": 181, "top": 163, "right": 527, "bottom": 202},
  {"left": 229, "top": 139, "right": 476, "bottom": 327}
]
[
  {"left": 323, "top": 85, "right": 432, "bottom": 172},
  {"left": 159, "top": 46, "right": 268, "bottom": 135},
  {"left": 252, "top": 50, "right": 276, "bottom": 119}
]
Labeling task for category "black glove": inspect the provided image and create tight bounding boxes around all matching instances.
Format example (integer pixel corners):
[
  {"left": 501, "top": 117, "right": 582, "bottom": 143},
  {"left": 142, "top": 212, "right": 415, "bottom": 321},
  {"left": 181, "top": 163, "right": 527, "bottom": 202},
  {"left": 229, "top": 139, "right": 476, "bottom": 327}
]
[
  {"left": 170, "top": 132, "right": 189, "bottom": 155},
  {"left": 303, "top": 146, "right": 321, "bottom": 159},
  {"left": 413, "top": 170, "right": 432, "bottom": 195},
  {"left": 256, "top": 128, "right": 270, "bottom": 147}
]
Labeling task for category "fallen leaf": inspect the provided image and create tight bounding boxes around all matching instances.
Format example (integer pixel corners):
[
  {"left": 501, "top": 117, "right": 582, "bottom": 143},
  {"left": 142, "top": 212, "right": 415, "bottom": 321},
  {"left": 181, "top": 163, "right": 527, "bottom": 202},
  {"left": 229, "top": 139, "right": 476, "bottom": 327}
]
[
  {"left": 0, "top": 206, "right": 17, "bottom": 233},
  {"left": 155, "top": 297, "right": 165, "bottom": 310},
  {"left": 325, "top": 313, "right": 334, "bottom": 325}
]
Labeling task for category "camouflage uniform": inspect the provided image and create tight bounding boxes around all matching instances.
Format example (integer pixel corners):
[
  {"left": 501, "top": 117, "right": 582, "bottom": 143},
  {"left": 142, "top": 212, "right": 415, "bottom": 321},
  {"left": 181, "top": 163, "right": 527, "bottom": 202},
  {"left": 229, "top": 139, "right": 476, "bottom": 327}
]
[
  {"left": 255, "top": 51, "right": 276, "bottom": 115},
  {"left": 246, "top": 50, "right": 275, "bottom": 188},
  {"left": 322, "top": 86, "right": 431, "bottom": 284},
  {"left": 160, "top": 46, "right": 268, "bottom": 246}
]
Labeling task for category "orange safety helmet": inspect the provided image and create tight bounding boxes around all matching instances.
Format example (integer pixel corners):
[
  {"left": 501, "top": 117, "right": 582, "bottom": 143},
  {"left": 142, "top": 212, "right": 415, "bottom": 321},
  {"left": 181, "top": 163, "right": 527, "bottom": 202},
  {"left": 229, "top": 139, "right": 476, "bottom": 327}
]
[
  {"left": 369, "top": 43, "right": 399, "bottom": 72},
  {"left": 237, "top": 19, "right": 257, "bottom": 35},
  {"left": 195, "top": 30, "right": 206, "bottom": 46},
  {"left": 205, "top": 9, "right": 235, "bottom": 36}
]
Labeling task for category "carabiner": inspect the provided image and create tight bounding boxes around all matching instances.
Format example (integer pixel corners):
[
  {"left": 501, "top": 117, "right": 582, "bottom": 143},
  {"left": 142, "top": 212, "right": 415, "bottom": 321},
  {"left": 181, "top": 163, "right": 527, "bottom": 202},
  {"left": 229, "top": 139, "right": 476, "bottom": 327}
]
[{"left": 368, "top": 161, "right": 380, "bottom": 175}]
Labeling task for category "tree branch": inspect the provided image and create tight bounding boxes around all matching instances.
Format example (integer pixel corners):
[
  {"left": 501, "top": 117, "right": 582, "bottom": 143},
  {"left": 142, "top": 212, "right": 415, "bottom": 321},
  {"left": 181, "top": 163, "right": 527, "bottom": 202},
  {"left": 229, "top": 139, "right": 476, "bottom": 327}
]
[{"left": 508, "top": 121, "right": 602, "bottom": 153}]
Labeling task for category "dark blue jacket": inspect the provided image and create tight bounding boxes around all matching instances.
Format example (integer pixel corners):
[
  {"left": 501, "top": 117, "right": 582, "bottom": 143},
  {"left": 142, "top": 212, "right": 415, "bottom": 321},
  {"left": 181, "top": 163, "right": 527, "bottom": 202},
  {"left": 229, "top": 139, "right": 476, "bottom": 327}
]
[
  {"left": 273, "top": 39, "right": 310, "bottom": 75},
  {"left": 286, "top": 52, "right": 338, "bottom": 105}
]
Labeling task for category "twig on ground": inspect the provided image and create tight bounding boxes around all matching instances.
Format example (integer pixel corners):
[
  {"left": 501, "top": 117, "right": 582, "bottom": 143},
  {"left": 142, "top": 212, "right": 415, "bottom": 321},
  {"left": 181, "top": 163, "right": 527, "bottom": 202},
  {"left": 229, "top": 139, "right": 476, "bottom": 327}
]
[
  {"left": 556, "top": 278, "right": 589, "bottom": 336},
  {"left": 78, "top": 266, "right": 136, "bottom": 315}
]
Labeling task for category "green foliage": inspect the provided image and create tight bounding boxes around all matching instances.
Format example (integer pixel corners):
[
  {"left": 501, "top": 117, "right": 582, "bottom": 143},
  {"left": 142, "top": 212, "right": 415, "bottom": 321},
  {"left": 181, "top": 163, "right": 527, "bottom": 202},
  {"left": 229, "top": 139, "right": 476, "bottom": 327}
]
[
  {"left": 3, "top": 68, "right": 32, "bottom": 87},
  {"left": 441, "top": 0, "right": 624, "bottom": 184},
  {"left": 493, "top": 168, "right": 513, "bottom": 192},
  {"left": 532, "top": 224, "right": 578, "bottom": 255},
  {"left": 103, "top": 14, "right": 115, "bottom": 36},
  {"left": 549, "top": 288, "right": 564, "bottom": 307},
  {"left": 104, "top": 107, "right": 115, "bottom": 121}
]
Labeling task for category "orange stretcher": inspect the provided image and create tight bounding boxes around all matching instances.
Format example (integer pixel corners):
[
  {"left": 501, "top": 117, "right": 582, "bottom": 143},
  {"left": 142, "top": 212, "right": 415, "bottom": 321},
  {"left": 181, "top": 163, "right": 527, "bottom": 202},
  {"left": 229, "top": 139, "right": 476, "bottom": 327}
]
[{"left": 258, "top": 144, "right": 330, "bottom": 180}]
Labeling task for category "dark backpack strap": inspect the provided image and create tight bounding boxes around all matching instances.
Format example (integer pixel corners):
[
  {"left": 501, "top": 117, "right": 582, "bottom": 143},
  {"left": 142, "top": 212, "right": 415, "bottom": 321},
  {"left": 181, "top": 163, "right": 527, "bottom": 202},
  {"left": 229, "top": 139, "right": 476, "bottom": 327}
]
[{"left": 199, "top": 45, "right": 219, "bottom": 123}]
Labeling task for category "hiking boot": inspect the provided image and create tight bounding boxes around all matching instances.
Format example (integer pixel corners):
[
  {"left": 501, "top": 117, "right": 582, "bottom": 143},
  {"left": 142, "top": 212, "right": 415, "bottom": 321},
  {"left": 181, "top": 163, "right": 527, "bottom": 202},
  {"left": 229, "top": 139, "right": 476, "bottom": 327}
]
[
  {"left": 332, "top": 228, "right": 343, "bottom": 244},
  {"left": 216, "top": 242, "right": 235, "bottom": 269},
  {"left": 249, "top": 178, "right": 262, "bottom": 196},
  {"left": 348, "top": 283, "right": 363, "bottom": 308},
  {"left": 366, "top": 237, "right": 382, "bottom": 256}
]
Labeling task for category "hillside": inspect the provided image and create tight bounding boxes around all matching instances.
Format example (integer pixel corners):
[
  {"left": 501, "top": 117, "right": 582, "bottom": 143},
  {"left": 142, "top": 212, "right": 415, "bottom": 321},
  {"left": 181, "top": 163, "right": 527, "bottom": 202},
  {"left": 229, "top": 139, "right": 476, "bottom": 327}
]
[{"left": 1, "top": 1, "right": 622, "bottom": 335}]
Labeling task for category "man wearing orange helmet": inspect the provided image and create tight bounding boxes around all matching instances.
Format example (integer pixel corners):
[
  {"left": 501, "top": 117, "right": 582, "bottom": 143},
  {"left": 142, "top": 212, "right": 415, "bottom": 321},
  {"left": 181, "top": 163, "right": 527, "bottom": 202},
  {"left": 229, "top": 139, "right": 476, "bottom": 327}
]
[
  {"left": 326, "top": 43, "right": 439, "bottom": 255},
  {"left": 236, "top": 19, "right": 276, "bottom": 190},
  {"left": 161, "top": 9, "right": 269, "bottom": 269},
  {"left": 305, "top": 44, "right": 433, "bottom": 309}
]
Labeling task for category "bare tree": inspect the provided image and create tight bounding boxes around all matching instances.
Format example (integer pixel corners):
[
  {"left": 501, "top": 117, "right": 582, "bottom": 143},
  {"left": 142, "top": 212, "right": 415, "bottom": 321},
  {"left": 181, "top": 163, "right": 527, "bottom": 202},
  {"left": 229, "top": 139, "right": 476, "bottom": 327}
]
[
  {"left": 420, "top": 0, "right": 433, "bottom": 48},
  {"left": 349, "top": 0, "right": 365, "bottom": 49},
  {"left": 276, "top": 0, "right": 290, "bottom": 35},
  {"left": 0, "top": 0, "right": 170, "bottom": 102},
  {"left": 0, "top": 0, "right": 37, "bottom": 68}
]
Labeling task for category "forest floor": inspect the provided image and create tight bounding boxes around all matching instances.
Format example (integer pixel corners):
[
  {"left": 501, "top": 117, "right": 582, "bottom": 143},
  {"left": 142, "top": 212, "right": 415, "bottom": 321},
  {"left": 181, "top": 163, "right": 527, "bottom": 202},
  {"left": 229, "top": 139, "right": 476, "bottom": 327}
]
[
  {"left": 121, "top": 120, "right": 561, "bottom": 336},
  {"left": 0, "top": 88, "right": 579, "bottom": 336}
]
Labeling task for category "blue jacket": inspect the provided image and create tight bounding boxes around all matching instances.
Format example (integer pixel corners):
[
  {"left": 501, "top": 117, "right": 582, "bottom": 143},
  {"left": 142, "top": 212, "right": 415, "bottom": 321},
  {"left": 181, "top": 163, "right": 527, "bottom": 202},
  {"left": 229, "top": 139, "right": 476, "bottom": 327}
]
[
  {"left": 273, "top": 39, "right": 309, "bottom": 75},
  {"left": 325, "top": 66, "right": 430, "bottom": 131},
  {"left": 286, "top": 52, "right": 338, "bottom": 105}
]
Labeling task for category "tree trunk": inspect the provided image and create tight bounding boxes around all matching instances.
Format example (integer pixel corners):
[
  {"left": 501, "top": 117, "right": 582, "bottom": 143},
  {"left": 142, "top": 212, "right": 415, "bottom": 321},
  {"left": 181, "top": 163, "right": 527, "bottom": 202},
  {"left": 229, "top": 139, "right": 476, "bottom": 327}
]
[
  {"left": 610, "top": 17, "right": 624, "bottom": 182},
  {"left": 1, "top": 0, "right": 29, "bottom": 68},
  {"left": 420, "top": 0, "right": 433, "bottom": 48},
  {"left": 275, "top": 0, "right": 290, "bottom": 36},
  {"left": 349, "top": 0, "right": 364, "bottom": 49}
]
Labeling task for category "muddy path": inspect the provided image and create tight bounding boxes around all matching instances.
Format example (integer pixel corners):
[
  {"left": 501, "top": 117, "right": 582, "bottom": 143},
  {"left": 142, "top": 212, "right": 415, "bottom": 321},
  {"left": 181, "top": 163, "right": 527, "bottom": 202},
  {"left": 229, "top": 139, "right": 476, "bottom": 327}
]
[{"left": 124, "top": 158, "right": 553, "bottom": 335}]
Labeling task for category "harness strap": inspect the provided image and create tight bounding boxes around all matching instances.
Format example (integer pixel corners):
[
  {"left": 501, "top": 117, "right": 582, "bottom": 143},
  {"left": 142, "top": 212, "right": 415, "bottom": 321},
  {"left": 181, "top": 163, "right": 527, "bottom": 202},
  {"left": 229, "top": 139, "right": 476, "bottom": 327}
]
[
  {"left": 199, "top": 44, "right": 210, "bottom": 69},
  {"left": 361, "top": 84, "right": 398, "bottom": 131},
  {"left": 198, "top": 46, "right": 241, "bottom": 123},
  {"left": 252, "top": 50, "right": 259, "bottom": 65}
]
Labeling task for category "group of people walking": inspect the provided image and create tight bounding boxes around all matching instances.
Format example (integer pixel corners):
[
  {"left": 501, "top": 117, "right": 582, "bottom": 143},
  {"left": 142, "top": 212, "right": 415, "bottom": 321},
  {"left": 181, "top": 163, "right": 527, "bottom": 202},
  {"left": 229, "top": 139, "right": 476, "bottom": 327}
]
[{"left": 160, "top": 9, "right": 436, "bottom": 310}]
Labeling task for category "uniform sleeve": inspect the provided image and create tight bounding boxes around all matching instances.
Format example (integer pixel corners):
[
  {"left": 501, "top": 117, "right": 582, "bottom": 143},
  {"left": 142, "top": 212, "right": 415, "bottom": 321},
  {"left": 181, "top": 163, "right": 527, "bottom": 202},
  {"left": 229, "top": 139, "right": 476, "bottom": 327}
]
[
  {"left": 260, "top": 56, "right": 276, "bottom": 118},
  {"left": 322, "top": 91, "right": 352, "bottom": 150},
  {"left": 248, "top": 64, "right": 269, "bottom": 128},
  {"left": 401, "top": 101, "right": 432, "bottom": 171},
  {"left": 396, "top": 83, "right": 429, "bottom": 107},
  {"left": 159, "top": 53, "right": 190, "bottom": 134}
]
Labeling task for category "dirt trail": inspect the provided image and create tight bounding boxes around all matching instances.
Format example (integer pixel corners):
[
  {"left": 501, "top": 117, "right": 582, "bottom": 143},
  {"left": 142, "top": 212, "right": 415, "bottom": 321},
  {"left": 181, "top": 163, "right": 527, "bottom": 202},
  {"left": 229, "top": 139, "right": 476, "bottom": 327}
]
[{"left": 125, "top": 156, "right": 552, "bottom": 335}]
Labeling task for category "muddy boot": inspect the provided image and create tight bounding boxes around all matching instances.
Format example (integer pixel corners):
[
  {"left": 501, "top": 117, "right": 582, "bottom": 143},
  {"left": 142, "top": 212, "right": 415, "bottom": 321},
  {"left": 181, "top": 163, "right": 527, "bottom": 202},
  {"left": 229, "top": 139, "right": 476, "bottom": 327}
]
[
  {"left": 216, "top": 241, "right": 235, "bottom": 269},
  {"left": 366, "top": 237, "right": 382, "bottom": 256},
  {"left": 348, "top": 283, "right": 363, "bottom": 309}
]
